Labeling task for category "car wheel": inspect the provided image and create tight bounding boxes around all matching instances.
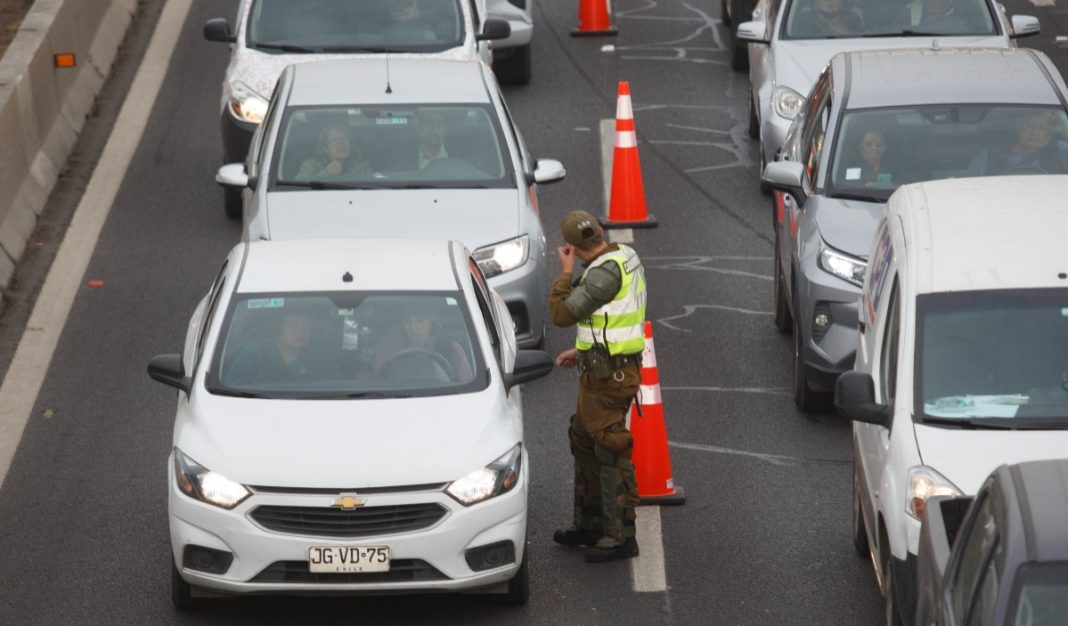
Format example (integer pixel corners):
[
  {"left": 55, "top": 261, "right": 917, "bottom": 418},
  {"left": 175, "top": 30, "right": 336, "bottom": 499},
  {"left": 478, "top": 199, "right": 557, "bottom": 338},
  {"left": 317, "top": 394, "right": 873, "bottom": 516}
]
[
  {"left": 171, "top": 560, "right": 202, "bottom": 610},
  {"left": 729, "top": 0, "right": 750, "bottom": 72},
  {"left": 721, "top": 0, "right": 731, "bottom": 26},
  {"left": 792, "top": 307, "right": 827, "bottom": 412},
  {"left": 748, "top": 88, "right": 760, "bottom": 139},
  {"left": 503, "top": 550, "right": 530, "bottom": 604},
  {"left": 223, "top": 187, "right": 242, "bottom": 220},
  {"left": 772, "top": 231, "right": 791, "bottom": 334},
  {"left": 494, "top": 45, "right": 532, "bottom": 86},
  {"left": 852, "top": 461, "right": 869, "bottom": 558}
]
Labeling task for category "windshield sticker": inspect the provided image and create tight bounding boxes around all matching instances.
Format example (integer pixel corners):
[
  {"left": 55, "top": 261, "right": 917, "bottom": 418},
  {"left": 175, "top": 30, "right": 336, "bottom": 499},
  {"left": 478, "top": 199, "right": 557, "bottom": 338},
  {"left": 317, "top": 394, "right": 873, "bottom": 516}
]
[
  {"left": 247, "top": 298, "right": 285, "bottom": 309},
  {"left": 845, "top": 167, "right": 861, "bottom": 181},
  {"left": 376, "top": 117, "right": 408, "bottom": 125},
  {"left": 924, "top": 395, "right": 1027, "bottom": 419},
  {"left": 446, "top": 297, "right": 458, "bottom": 306}
]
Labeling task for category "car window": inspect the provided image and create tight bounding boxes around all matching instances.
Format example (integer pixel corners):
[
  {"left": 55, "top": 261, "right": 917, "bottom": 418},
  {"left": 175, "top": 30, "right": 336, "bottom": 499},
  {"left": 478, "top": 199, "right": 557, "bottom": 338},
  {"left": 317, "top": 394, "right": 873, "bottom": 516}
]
[
  {"left": 799, "top": 84, "right": 831, "bottom": 191},
  {"left": 245, "top": 0, "right": 464, "bottom": 53},
  {"left": 950, "top": 494, "right": 998, "bottom": 622},
  {"left": 1010, "top": 563, "right": 1068, "bottom": 626},
  {"left": 195, "top": 262, "right": 229, "bottom": 370},
  {"left": 878, "top": 279, "right": 899, "bottom": 404},
  {"left": 967, "top": 547, "right": 1001, "bottom": 626},
  {"left": 496, "top": 89, "right": 532, "bottom": 178},
  {"left": 828, "top": 106, "right": 1068, "bottom": 202},
  {"left": 781, "top": 0, "right": 996, "bottom": 40},
  {"left": 208, "top": 291, "right": 487, "bottom": 398},
  {"left": 271, "top": 104, "right": 514, "bottom": 189},
  {"left": 467, "top": 259, "right": 502, "bottom": 361}
]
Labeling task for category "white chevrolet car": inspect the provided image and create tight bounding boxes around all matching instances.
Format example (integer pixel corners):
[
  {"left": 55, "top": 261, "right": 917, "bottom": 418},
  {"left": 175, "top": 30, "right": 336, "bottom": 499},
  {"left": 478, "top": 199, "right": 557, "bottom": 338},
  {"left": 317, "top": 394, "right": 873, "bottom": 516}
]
[{"left": 147, "top": 238, "right": 553, "bottom": 608}]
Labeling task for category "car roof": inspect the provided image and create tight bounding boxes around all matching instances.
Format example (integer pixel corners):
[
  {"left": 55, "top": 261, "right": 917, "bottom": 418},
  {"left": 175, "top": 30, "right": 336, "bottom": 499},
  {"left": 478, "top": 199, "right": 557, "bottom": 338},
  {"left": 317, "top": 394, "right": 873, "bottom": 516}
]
[
  {"left": 236, "top": 238, "right": 463, "bottom": 293},
  {"left": 836, "top": 48, "right": 1064, "bottom": 110},
  {"left": 287, "top": 58, "right": 491, "bottom": 106},
  {"left": 891, "top": 175, "right": 1068, "bottom": 294},
  {"left": 1001, "top": 460, "right": 1068, "bottom": 561}
]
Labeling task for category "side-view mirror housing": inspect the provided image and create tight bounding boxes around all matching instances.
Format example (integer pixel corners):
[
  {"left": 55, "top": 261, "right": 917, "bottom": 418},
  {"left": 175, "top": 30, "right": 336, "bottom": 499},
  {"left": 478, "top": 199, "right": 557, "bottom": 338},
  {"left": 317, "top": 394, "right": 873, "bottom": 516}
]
[
  {"left": 203, "top": 18, "right": 236, "bottom": 43},
  {"left": 216, "top": 163, "right": 250, "bottom": 189},
  {"left": 477, "top": 18, "right": 511, "bottom": 41},
  {"left": 736, "top": 20, "right": 769, "bottom": 44},
  {"left": 147, "top": 354, "right": 191, "bottom": 393},
  {"left": 762, "top": 160, "right": 806, "bottom": 204},
  {"left": 1010, "top": 15, "right": 1040, "bottom": 38},
  {"left": 532, "top": 158, "right": 566, "bottom": 184},
  {"left": 835, "top": 371, "right": 892, "bottom": 428},
  {"left": 504, "top": 350, "right": 554, "bottom": 390}
]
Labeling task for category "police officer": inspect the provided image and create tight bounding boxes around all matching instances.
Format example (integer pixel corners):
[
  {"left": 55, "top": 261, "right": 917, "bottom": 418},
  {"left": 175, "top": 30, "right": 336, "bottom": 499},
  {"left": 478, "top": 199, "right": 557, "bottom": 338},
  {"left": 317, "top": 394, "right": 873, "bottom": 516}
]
[{"left": 548, "top": 210, "right": 646, "bottom": 563}]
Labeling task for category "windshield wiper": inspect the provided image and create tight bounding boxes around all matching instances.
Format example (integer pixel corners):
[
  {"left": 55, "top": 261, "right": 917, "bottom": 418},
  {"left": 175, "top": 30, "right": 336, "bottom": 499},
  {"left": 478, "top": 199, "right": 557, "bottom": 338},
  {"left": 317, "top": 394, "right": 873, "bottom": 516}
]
[
  {"left": 921, "top": 416, "right": 1016, "bottom": 430},
  {"left": 317, "top": 45, "right": 391, "bottom": 53},
  {"left": 275, "top": 180, "right": 378, "bottom": 190},
  {"left": 344, "top": 391, "right": 413, "bottom": 399},
  {"left": 860, "top": 30, "right": 952, "bottom": 38},
  {"left": 252, "top": 42, "right": 323, "bottom": 53},
  {"left": 208, "top": 387, "right": 266, "bottom": 399},
  {"left": 829, "top": 191, "right": 885, "bottom": 203}
]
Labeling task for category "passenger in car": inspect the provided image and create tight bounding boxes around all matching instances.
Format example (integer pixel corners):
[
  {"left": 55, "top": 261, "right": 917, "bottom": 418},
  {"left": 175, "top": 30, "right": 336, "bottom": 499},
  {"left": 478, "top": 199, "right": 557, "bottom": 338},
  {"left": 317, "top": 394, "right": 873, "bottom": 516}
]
[
  {"left": 911, "top": 0, "right": 977, "bottom": 33},
  {"left": 295, "top": 123, "right": 372, "bottom": 181},
  {"left": 842, "top": 129, "right": 894, "bottom": 186},
  {"left": 226, "top": 310, "right": 319, "bottom": 386},
  {"left": 416, "top": 109, "right": 449, "bottom": 170},
  {"left": 369, "top": 307, "right": 473, "bottom": 383},
  {"left": 792, "top": 0, "right": 863, "bottom": 37},
  {"left": 967, "top": 110, "right": 1068, "bottom": 176}
]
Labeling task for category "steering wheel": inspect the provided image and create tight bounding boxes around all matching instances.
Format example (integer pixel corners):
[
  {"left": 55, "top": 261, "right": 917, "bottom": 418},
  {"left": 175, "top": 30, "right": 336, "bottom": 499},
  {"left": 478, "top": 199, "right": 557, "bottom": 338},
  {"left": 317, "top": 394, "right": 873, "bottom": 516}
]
[{"left": 380, "top": 348, "right": 454, "bottom": 383}]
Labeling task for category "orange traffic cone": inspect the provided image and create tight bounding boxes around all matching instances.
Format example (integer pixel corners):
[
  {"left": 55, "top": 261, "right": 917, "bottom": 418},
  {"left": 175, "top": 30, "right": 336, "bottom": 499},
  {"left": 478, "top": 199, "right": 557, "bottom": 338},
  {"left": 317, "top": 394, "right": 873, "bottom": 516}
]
[
  {"left": 602, "top": 82, "right": 657, "bottom": 230},
  {"left": 630, "top": 321, "right": 685, "bottom": 505},
  {"left": 571, "top": 0, "right": 618, "bottom": 37}
]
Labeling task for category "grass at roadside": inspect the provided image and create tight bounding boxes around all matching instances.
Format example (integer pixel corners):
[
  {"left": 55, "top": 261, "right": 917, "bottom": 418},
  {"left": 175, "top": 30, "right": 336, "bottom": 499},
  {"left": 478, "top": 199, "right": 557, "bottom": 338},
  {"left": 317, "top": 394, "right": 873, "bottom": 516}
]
[{"left": 0, "top": 0, "right": 35, "bottom": 62}]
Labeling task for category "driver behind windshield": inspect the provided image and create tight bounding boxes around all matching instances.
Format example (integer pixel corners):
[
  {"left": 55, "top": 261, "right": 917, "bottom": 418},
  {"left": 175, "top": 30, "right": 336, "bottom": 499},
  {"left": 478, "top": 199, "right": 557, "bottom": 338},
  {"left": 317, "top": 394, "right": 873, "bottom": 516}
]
[
  {"left": 793, "top": 0, "right": 863, "bottom": 37},
  {"left": 967, "top": 110, "right": 1068, "bottom": 176},
  {"left": 367, "top": 305, "right": 474, "bottom": 383}
]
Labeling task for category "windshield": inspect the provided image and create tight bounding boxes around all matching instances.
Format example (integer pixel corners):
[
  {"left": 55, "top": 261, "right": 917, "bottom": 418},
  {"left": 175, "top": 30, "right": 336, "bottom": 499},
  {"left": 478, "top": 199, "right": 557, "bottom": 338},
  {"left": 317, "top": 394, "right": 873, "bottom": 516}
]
[
  {"left": 247, "top": 0, "right": 464, "bottom": 53},
  {"left": 1011, "top": 563, "right": 1068, "bottom": 626},
  {"left": 208, "top": 292, "right": 486, "bottom": 399},
  {"left": 271, "top": 105, "right": 514, "bottom": 189},
  {"left": 828, "top": 106, "right": 1068, "bottom": 201},
  {"left": 916, "top": 289, "right": 1068, "bottom": 426},
  {"left": 782, "top": 0, "right": 996, "bottom": 39}
]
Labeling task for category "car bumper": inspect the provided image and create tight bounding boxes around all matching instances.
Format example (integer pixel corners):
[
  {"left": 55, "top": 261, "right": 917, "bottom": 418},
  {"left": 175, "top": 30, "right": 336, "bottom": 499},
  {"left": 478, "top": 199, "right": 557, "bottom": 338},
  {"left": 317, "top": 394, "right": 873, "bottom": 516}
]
[
  {"left": 168, "top": 457, "right": 527, "bottom": 596},
  {"left": 487, "top": 255, "right": 545, "bottom": 348},
  {"left": 796, "top": 270, "right": 860, "bottom": 392},
  {"left": 220, "top": 108, "right": 258, "bottom": 165}
]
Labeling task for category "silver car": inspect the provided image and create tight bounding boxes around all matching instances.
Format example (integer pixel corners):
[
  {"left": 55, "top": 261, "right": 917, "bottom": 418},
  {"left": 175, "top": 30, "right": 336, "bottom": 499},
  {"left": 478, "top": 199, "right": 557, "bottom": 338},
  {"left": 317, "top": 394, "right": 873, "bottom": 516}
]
[
  {"left": 763, "top": 47, "right": 1068, "bottom": 410},
  {"left": 216, "top": 58, "right": 566, "bottom": 349},
  {"left": 737, "top": 0, "right": 1039, "bottom": 186},
  {"left": 204, "top": 0, "right": 515, "bottom": 218}
]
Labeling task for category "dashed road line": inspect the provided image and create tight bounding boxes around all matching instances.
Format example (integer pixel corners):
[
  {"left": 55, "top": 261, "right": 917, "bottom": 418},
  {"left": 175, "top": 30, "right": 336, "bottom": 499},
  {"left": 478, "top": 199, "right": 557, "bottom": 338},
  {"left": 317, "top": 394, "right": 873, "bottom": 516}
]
[{"left": 670, "top": 441, "right": 851, "bottom": 466}]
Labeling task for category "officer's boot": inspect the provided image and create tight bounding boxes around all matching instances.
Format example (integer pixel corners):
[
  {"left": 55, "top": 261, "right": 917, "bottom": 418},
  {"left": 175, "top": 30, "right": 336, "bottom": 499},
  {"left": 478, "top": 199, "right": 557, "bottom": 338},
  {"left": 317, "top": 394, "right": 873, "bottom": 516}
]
[
  {"left": 555, "top": 417, "right": 602, "bottom": 547},
  {"left": 585, "top": 450, "right": 639, "bottom": 563}
]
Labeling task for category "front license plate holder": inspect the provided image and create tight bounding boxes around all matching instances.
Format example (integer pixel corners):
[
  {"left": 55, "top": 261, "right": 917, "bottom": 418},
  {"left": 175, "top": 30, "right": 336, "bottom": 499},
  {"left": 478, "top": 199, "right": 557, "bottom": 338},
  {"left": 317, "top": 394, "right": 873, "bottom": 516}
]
[{"left": 308, "top": 546, "right": 391, "bottom": 573}]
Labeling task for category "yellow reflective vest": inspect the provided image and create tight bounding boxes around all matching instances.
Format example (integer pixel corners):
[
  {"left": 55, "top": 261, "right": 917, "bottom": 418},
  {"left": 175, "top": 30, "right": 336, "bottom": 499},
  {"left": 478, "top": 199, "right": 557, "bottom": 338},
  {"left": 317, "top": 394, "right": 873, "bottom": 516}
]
[{"left": 575, "top": 245, "right": 647, "bottom": 355}]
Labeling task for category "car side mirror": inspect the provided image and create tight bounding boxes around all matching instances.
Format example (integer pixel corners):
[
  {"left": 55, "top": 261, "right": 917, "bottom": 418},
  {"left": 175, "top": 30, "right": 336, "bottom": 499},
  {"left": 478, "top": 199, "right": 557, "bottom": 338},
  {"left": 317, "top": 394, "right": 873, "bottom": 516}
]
[
  {"left": 147, "top": 354, "right": 191, "bottom": 393},
  {"left": 203, "top": 18, "right": 236, "bottom": 43},
  {"left": 1010, "top": 15, "right": 1040, "bottom": 38},
  {"left": 835, "top": 371, "right": 892, "bottom": 428},
  {"left": 504, "top": 350, "right": 554, "bottom": 390},
  {"left": 736, "top": 20, "right": 769, "bottom": 44},
  {"left": 216, "top": 163, "right": 250, "bottom": 188},
  {"left": 532, "top": 159, "right": 566, "bottom": 184},
  {"left": 763, "top": 160, "right": 806, "bottom": 205},
  {"left": 477, "top": 18, "right": 511, "bottom": 41}
]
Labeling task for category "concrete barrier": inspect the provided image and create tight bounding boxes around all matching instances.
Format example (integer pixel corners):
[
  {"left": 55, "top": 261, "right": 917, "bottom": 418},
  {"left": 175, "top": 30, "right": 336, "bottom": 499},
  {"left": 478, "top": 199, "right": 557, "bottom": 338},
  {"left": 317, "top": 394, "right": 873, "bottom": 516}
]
[{"left": 0, "top": 0, "right": 137, "bottom": 304}]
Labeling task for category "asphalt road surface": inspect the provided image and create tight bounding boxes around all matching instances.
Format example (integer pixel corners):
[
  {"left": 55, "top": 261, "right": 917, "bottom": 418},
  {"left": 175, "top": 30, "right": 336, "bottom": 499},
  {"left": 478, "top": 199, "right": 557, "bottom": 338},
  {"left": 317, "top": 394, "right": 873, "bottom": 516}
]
[{"left": 0, "top": 0, "right": 1064, "bottom": 623}]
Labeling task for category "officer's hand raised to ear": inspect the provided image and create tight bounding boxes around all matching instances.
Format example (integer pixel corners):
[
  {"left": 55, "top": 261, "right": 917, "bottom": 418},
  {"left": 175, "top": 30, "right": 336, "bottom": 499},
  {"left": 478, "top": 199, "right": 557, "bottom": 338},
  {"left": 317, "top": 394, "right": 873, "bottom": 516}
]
[{"left": 557, "top": 244, "right": 576, "bottom": 274}]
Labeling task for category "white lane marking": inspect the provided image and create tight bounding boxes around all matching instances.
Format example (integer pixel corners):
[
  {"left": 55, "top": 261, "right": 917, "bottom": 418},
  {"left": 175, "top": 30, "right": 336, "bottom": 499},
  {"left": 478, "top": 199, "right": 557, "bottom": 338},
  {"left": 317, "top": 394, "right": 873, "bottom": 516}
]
[
  {"left": 669, "top": 441, "right": 851, "bottom": 467},
  {"left": 600, "top": 118, "right": 614, "bottom": 216},
  {"left": 662, "top": 386, "right": 790, "bottom": 396},
  {"left": 631, "top": 506, "right": 667, "bottom": 592},
  {"left": 0, "top": 0, "right": 194, "bottom": 491}
]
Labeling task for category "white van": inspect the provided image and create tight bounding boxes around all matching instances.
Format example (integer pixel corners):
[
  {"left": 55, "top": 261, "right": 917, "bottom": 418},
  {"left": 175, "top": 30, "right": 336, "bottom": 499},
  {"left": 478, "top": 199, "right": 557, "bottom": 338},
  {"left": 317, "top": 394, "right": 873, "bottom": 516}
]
[{"left": 836, "top": 175, "right": 1068, "bottom": 624}]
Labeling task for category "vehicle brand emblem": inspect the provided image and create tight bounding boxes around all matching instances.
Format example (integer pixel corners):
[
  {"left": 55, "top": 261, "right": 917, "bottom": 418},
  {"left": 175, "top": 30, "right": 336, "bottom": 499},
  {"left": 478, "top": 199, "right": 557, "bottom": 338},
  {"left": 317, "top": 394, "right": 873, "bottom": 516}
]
[{"left": 331, "top": 495, "right": 365, "bottom": 510}]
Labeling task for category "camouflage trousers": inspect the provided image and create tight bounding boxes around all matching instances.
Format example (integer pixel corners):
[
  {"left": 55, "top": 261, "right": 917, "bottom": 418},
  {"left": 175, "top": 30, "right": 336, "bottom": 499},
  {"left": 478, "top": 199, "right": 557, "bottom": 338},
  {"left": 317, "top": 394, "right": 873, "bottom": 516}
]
[{"left": 569, "top": 365, "right": 640, "bottom": 544}]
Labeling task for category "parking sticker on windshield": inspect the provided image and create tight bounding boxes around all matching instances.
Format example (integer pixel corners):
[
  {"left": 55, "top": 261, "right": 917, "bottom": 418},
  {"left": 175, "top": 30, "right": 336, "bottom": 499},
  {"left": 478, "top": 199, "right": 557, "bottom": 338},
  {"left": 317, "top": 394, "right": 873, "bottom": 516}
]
[
  {"left": 376, "top": 117, "right": 408, "bottom": 125},
  {"left": 845, "top": 167, "right": 861, "bottom": 181},
  {"left": 247, "top": 298, "right": 285, "bottom": 309}
]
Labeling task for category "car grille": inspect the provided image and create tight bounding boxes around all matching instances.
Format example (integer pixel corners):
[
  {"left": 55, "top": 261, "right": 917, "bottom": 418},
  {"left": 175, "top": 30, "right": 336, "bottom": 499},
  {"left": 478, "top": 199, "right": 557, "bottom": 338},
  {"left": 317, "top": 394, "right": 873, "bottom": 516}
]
[
  {"left": 250, "top": 503, "right": 448, "bottom": 538},
  {"left": 250, "top": 560, "right": 447, "bottom": 584}
]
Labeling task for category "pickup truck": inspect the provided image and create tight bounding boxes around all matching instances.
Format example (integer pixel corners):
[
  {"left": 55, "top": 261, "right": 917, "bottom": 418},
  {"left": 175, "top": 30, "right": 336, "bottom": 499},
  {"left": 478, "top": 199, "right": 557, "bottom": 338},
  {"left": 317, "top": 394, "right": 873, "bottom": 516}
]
[{"left": 915, "top": 460, "right": 1068, "bottom": 626}]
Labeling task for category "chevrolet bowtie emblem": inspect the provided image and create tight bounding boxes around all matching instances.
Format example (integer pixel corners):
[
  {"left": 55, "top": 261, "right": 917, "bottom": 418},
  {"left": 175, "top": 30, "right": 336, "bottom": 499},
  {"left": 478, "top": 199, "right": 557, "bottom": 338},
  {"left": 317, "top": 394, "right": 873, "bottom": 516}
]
[{"left": 331, "top": 495, "right": 365, "bottom": 510}]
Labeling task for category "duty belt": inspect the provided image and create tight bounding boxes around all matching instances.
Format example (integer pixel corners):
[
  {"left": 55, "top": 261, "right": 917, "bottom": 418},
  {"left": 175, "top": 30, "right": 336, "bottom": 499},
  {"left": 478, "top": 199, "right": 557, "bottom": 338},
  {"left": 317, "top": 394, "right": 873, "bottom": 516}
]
[{"left": 579, "top": 352, "right": 641, "bottom": 370}]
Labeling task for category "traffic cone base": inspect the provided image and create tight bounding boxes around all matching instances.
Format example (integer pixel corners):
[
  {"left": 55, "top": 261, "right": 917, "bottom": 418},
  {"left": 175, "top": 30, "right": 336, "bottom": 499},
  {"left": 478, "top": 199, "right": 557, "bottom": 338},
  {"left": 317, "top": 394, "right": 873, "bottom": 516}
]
[
  {"left": 639, "top": 485, "right": 686, "bottom": 506},
  {"left": 600, "top": 215, "right": 657, "bottom": 230}
]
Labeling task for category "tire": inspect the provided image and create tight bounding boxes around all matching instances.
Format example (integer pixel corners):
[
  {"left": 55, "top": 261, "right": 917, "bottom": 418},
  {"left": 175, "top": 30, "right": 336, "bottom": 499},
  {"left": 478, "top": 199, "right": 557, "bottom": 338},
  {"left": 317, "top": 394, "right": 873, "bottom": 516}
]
[
  {"left": 223, "top": 187, "right": 242, "bottom": 220},
  {"left": 494, "top": 45, "right": 532, "bottom": 86},
  {"left": 721, "top": 0, "right": 731, "bottom": 26},
  {"left": 171, "top": 560, "right": 201, "bottom": 610},
  {"left": 748, "top": 88, "right": 760, "bottom": 139},
  {"left": 503, "top": 551, "right": 530, "bottom": 605},
  {"left": 792, "top": 307, "right": 828, "bottom": 412},
  {"left": 729, "top": 0, "right": 750, "bottom": 72},
  {"left": 852, "top": 461, "right": 869, "bottom": 558},
  {"left": 772, "top": 230, "right": 791, "bottom": 334}
]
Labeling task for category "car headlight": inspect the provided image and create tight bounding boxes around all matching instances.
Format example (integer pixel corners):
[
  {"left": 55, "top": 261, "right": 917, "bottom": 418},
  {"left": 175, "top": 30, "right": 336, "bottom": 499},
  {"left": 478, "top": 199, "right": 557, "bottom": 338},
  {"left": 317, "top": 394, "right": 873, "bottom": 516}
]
[
  {"left": 473, "top": 236, "right": 529, "bottom": 278},
  {"left": 446, "top": 444, "right": 522, "bottom": 506},
  {"left": 818, "top": 243, "right": 867, "bottom": 287},
  {"left": 228, "top": 81, "right": 268, "bottom": 124},
  {"left": 174, "top": 448, "right": 250, "bottom": 510},
  {"left": 773, "top": 86, "right": 804, "bottom": 120},
  {"left": 906, "top": 466, "right": 962, "bottom": 520}
]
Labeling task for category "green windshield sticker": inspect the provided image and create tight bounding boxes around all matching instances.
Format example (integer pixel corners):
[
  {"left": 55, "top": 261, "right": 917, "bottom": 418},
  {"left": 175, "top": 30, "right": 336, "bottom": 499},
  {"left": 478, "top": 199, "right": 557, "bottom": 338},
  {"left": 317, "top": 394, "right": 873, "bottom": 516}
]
[
  {"left": 247, "top": 298, "right": 285, "bottom": 309},
  {"left": 376, "top": 117, "right": 408, "bottom": 125}
]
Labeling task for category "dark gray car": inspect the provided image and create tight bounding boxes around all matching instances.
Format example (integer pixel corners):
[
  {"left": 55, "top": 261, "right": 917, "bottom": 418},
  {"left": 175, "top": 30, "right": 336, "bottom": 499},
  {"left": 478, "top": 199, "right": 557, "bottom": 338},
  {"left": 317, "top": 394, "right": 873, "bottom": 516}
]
[{"left": 764, "top": 47, "right": 1068, "bottom": 411}]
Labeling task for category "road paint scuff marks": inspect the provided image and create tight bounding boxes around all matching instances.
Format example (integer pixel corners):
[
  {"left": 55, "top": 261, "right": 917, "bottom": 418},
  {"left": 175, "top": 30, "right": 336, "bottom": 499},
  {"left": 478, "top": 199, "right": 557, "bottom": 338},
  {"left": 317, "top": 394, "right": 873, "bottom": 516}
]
[{"left": 669, "top": 441, "right": 851, "bottom": 466}]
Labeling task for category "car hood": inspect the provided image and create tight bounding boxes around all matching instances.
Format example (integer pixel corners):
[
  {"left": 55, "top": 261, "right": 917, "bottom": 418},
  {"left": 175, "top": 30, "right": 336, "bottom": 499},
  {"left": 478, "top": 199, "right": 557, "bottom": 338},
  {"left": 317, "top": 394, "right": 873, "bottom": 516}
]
[
  {"left": 773, "top": 36, "right": 1006, "bottom": 93},
  {"left": 813, "top": 197, "right": 885, "bottom": 259},
  {"left": 225, "top": 45, "right": 474, "bottom": 103},
  {"left": 265, "top": 189, "right": 520, "bottom": 250},
  {"left": 176, "top": 390, "right": 520, "bottom": 488},
  {"left": 914, "top": 424, "right": 1068, "bottom": 495}
]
